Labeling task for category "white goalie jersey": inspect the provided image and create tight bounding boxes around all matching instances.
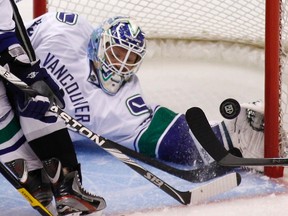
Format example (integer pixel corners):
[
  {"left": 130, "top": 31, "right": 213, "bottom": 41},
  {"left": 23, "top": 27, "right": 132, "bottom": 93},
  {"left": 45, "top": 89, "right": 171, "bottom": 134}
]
[{"left": 25, "top": 12, "right": 154, "bottom": 149}]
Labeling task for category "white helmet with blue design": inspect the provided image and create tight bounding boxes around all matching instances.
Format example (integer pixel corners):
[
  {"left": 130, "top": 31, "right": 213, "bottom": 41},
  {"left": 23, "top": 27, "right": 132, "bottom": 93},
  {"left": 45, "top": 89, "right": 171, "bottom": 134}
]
[{"left": 88, "top": 16, "right": 146, "bottom": 95}]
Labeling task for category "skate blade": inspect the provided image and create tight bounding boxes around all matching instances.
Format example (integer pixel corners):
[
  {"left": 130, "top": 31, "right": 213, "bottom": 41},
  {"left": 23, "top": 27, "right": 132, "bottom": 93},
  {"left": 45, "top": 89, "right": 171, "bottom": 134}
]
[
  {"left": 45, "top": 201, "right": 58, "bottom": 216},
  {"left": 60, "top": 209, "right": 103, "bottom": 216}
]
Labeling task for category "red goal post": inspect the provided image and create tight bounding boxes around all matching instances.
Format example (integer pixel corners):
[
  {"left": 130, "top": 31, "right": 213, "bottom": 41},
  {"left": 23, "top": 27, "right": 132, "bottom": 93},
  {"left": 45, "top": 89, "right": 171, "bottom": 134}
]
[
  {"left": 33, "top": 0, "right": 288, "bottom": 178},
  {"left": 264, "top": 1, "right": 284, "bottom": 177},
  {"left": 33, "top": 0, "right": 46, "bottom": 18}
]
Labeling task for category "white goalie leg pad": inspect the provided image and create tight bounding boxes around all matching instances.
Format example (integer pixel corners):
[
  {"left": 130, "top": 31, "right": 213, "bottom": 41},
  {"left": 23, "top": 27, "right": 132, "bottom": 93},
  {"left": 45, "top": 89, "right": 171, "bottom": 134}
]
[{"left": 221, "top": 101, "right": 265, "bottom": 172}]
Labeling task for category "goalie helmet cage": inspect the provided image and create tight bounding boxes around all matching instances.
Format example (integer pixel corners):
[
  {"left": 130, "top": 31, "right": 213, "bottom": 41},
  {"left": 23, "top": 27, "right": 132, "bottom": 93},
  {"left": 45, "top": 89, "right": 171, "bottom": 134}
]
[{"left": 33, "top": 0, "right": 288, "bottom": 178}]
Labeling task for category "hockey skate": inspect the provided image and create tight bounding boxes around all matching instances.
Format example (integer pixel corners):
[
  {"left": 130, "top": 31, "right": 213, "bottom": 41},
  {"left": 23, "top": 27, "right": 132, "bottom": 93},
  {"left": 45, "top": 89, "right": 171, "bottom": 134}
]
[
  {"left": 43, "top": 158, "right": 106, "bottom": 216},
  {"left": 220, "top": 100, "right": 265, "bottom": 171},
  {"left": 5, "top": 158, "right": 57, "bottom": 215}
]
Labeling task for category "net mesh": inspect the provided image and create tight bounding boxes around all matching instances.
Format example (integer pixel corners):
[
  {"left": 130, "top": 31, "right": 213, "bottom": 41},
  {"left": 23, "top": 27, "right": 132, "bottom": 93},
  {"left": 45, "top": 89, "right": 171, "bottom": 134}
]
[
  {"left": 47, "top": 0, "right": 268, "bottom": 46},
  {"left": 280, "top": 2, "right": 288, "bottom": 157}
]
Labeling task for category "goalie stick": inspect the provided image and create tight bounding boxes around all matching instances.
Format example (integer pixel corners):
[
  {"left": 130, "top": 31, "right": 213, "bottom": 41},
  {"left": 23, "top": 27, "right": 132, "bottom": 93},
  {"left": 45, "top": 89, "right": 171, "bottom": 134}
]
[
  {"left": 119, "top": 145, "right": 232, "bottom": 182},
  {"left": 98, "top": 139, "right": 231, "bottom": 183},
  {"left": 186, "top": 107, "right": 288, "bottom": 167},
  {"left": 0, "top": 66, "right": 241, "bottom": 205},
  {"left": 0, "top": 161, "right": 52, "bottom": 216}
]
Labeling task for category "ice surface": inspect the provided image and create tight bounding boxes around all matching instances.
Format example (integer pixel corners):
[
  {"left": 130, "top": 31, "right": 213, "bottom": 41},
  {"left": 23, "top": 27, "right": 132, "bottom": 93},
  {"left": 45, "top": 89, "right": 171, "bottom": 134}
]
[{"left": 1, "top": 141, "right": 288, "bottom": 216}]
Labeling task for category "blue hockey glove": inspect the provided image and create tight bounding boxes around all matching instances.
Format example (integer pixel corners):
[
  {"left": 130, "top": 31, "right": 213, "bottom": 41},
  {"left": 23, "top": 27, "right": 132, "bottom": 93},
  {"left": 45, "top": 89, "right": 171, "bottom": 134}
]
[
  {"left": 0, "top": 44, "right": 65, "bottom": 108},
  {"left": 18, "top": 95, "right": 57, "bottom": 122}
]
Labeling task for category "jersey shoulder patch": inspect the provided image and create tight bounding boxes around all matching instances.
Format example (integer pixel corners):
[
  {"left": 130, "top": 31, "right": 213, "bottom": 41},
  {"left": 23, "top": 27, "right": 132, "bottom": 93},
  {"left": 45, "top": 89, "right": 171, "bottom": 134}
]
[
  {"left": 56, "top": 12, "right": 78, "bottom": 25},
  {"left": 126, "top": 94, "right": 149, "bottom": 116}
]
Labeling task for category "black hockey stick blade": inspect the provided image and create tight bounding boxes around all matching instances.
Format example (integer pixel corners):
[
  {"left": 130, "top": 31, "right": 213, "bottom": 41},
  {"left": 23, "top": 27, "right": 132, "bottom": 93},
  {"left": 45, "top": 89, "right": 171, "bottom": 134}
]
[
  {"left": 186, "top": 107, "right": 288, "bottom": 167},
  {"left": 0, "top": 161, "right": 52, "bottom": 216}
]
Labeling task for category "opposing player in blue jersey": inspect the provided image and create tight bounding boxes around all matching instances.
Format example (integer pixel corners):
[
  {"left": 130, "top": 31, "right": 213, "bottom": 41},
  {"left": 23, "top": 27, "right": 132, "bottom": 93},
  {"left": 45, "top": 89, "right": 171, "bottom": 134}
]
[{"left": 25, "top": 12, "right": 266, "bottom": 173}]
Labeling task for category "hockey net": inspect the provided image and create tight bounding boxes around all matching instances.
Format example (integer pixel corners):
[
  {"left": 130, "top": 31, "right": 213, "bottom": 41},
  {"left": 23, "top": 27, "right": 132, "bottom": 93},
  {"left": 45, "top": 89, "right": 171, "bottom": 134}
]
[{"left": 33, "top": 0, "right": 288, "bottom": 178}]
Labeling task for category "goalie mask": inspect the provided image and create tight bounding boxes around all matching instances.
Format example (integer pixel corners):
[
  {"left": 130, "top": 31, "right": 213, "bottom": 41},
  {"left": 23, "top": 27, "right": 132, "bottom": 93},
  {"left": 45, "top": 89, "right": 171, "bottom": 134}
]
[{"left": 88, "top": 16, "right": 146, "bottom": 95}]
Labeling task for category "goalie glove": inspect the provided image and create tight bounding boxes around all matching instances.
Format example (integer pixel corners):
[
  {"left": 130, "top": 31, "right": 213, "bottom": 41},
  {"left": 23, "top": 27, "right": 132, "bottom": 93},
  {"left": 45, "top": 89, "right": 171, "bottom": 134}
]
[{"left": 0, "top": 43, "right": 65, "bottom": 108}]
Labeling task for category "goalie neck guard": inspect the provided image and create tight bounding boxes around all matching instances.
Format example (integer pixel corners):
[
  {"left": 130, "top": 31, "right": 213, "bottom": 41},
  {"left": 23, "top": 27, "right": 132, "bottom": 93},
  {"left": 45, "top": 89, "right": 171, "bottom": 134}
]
[{"left": 88, "top": 16, "right": 146, "bottom": 95}]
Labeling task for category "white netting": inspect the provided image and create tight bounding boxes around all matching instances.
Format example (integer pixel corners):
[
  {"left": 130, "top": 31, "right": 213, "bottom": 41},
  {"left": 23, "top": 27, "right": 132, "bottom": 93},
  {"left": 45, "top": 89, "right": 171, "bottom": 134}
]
[
  {"left": 46, "top": 0, "right": 268, "bottom": 46},
  {"left": 45, "top": 1, "right": 288, "bottom": 68},
  {"left": 280, "top": 1, "right": 288, "bottom": 157}
]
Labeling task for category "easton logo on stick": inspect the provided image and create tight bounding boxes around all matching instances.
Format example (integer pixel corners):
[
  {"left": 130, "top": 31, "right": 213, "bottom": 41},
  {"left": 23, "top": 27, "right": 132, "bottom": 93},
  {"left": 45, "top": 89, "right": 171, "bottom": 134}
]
[{"left": 50, "top": 105, "right": 106, "bottom": 145}]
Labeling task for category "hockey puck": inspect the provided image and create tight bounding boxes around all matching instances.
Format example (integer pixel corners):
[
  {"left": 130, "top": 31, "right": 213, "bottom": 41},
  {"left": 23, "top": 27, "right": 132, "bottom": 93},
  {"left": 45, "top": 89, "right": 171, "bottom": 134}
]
[{"left": 219, "top": 98, "right": 241, "bottom": 119}]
